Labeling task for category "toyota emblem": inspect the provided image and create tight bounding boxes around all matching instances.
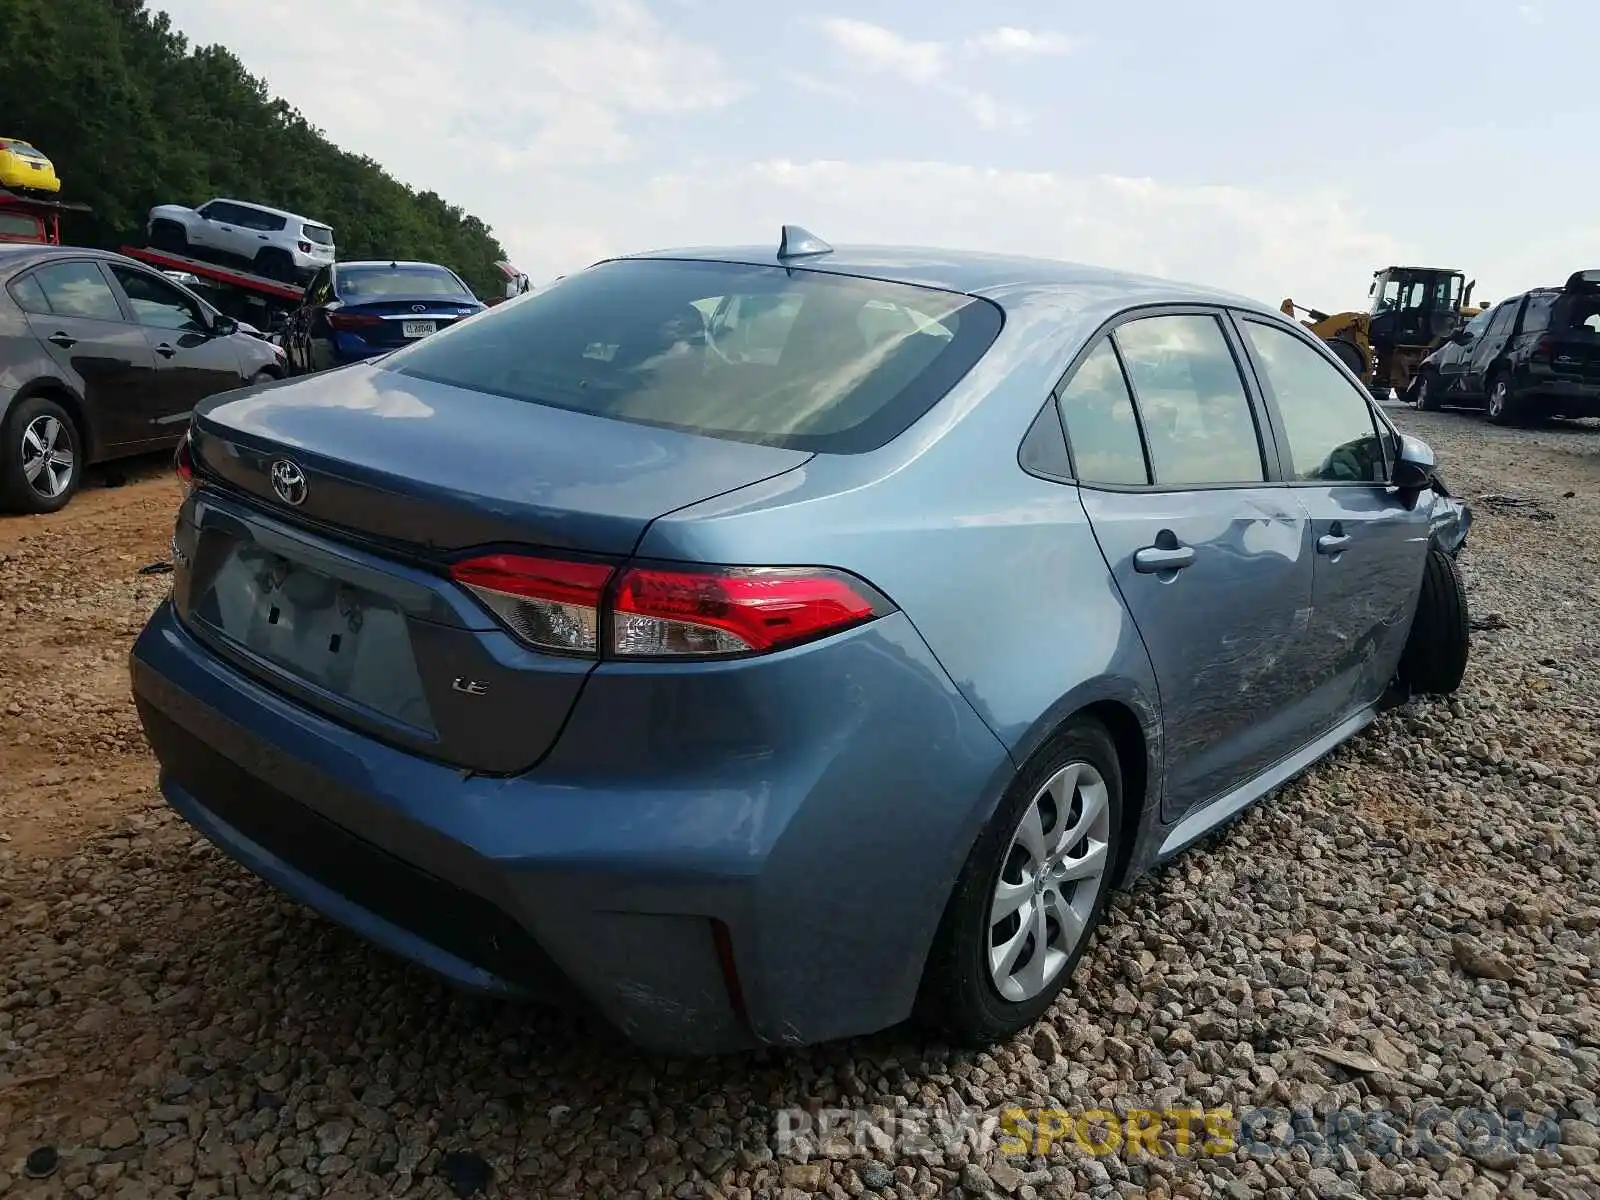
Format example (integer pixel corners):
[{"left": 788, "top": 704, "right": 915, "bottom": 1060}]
[{"left": 268, "top": 458, "right": 308, "bottom": 507}]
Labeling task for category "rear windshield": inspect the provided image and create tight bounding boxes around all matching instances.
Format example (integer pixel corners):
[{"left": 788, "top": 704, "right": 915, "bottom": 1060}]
[
  {"left": 302, "top": 223, "right": 334, "bottom": 246},
  {"left": 0, "top": 213, "right": 43, "bottom": 238},
  {"left": 337, "top": 264, "right": 469, "bottom": 299},
  {"left": 384, "top": 257, "right": 1004, "bottom": 453},
  {"left": 4, "top": 141, "right": 46, "bottom": 160},
  {"left": 1554, "top": 294, "right": 1600, "bottom": 333}
]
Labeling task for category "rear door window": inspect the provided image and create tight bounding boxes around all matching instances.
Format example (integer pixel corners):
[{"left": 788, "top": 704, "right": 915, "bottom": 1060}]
[
  {"left": 1110, "top": 313, "right": 1266, "bottom": 486},
  {"left": 1520, "top": 294, "right": 1556, "bottom": 335},
  {"left": 31, "top": 261, "right": 125, "bottom": 322},
  {"left": 384, "top": 258, "right": 1004, "bottom": 453}
]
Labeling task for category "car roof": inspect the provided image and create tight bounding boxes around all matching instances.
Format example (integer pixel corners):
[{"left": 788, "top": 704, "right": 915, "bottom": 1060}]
[
  {"left": 211, "top": 198, "right": 327, "bottom": 225},
  {"left": 0, "top": 244, "right": 190, "bottom": 279},
  {"left": 612, "top": 242, "right": 1267, "bottom": 311}
]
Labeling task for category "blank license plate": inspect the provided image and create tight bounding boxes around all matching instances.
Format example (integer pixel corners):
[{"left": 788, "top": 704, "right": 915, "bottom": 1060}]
[{"left": 402, "top": 320, "right": 436, "bottom": 338}]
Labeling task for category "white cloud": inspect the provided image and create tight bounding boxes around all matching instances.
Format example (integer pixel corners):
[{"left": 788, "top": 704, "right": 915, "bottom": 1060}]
[
  {"left": 966, "top": 27, "right": 1080, "bottom": 57},
  {"left": 516, "top": 159, "right": 1410, "bottom": 314},
  {"left": 815, "top": 17, "right": 947, "bottom": 84},
  {"left": 153, "top": 0, "right": 740, "bottom": 173},
  {"left": 811, "top": 17, "right": 1042, "bottom": 128}
]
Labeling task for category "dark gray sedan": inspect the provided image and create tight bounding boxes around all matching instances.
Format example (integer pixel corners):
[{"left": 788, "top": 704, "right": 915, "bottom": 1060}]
[{"left": 0, "top": 245, "right": 284, "bottom": 513}]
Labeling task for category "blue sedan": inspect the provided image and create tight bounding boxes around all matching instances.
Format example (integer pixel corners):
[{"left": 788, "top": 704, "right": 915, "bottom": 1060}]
[
  {"left": 285, "top": 259, "right": 484, "bottom": 374},
  {"left": 132, "top": 228, "right": 1471, "bottom": 1054}
]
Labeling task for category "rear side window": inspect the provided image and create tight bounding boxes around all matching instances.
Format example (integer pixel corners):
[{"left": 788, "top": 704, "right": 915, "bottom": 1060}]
[
  {"left": 1057, "top": 339, "right": 1149, "bottom": 486},
  {"left": 241, "top": 208, "right": 288, "bottom": 232},
  {"left": 32, "top": 262, "right": 123, "bottom": 322},
  {"left": 1112, "top": 314, "right": 1265, "bottom": 486},
  {"left": 1520, "top": 294, "right": 1556, "bottom": 334},
  {"left": 385, "top": 258, "right": 1005, "bottom": 454},
  {"left": 8, "top": 273, "right": 51, "bottom": 314}
]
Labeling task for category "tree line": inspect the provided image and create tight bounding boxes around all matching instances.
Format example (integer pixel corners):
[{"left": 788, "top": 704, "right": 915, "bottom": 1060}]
[{"left": 0, "top": 0, "right": 509, "bottom": 297}]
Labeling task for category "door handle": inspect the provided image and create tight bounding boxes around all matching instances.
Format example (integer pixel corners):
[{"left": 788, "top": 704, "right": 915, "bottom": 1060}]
[
  {"left": 1317, "top": 533, "right": 1352, "bottom": 555},
  {"left": 1133, "top": 545, "right": 1196, "bottom": 574},
  {"left": 155, "top": 343, "right": 177, "bottom": 359},
  {"left": 47, "top": 332, "right": 76, "bottom": 349}
]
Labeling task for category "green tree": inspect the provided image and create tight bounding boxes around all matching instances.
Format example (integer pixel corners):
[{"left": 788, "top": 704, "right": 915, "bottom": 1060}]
[{"left": 0, "top": 0, "right": 509, "bottom": 296}]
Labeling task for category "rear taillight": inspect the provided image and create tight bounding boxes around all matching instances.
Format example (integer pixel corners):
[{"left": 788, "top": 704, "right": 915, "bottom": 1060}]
[
  {"left": 297, "top": 240, "right": 312, "bottom": 253},
  {"left": 447, "top": 554, "right": 892, "bottom": 660},
  {"left": 328, "top": 311, "right": 383, "bottom": 331},
  {"left": 612, "top": 565, "right": 885, "bottom": 657},
  {"left": 450, "top": 554, "right": 612, "bottom": 655},
  {"left": 174, "top": 433, "right": 196, "bottom": 496},
  {"left": 1534, "top": 334, "right": 1556, "bottom": 361}
]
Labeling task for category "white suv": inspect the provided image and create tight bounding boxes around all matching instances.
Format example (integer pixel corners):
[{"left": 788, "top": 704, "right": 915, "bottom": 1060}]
[{"left": 146, "top": 198, "right": 335, "bottom": 284}]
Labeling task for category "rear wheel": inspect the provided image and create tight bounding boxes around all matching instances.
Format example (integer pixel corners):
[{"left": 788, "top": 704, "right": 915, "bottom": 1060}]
[
  {"left": 1398, "top": 547, "right": 1470, "bottom": 695},
  {"left": 254, "top": 249, "right": 294, "bottom": 283},
  {"left": 149, "top": 221, "right": 188, "bottom": 254},
  {"left": 1485, "top": 373, "right": 1519, "bottom": 425},
  {"left": 918, "top": 718, "right": 1122, "bottom": 1047},
  {"left": 0, "top": 395, "right": 82, "bottom": 514}
]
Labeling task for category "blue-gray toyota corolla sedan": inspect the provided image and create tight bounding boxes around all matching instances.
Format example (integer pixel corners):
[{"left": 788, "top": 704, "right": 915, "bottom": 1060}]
[{"left": 130, "top": 229, "right": 1472, "bottom": 1055}]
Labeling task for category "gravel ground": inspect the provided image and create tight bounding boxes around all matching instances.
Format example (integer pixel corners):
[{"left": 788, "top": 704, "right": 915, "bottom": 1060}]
[{"left": 1, "top": 414, "right": 1598, "bottom": 1200}]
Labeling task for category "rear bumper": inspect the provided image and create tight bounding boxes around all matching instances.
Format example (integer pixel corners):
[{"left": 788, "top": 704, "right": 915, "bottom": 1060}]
[
  {"left": 130, "top": 600, "right": 1012, "bottom": 1054},
  {"left": 1517, "top": 373, "right": 1600, "bottom": 411}
]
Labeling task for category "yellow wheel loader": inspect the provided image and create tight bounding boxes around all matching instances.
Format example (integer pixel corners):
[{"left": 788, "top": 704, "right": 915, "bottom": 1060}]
[{"left": 1281, "top": 266, "right": 1486, "bottom": 401}]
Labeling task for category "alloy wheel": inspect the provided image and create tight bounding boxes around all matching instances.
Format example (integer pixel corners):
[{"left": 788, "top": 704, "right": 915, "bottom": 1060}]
[
  {"left": 1488, "top": 380, "right": 1508, "bottom": 420},
  {"left": 988, "top": 761, "right": 1112, "bottom": 1002},
  {"left": 20, "top": 415, "right": 74, "bottom": 499}
]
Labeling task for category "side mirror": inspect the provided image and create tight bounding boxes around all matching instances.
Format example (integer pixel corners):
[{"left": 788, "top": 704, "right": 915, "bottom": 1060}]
[
  {"left": 212, "top": 315, "right": 239, "bottom": 337},
  {"left": 1392, "top": 434, "right": 1436, "bottom": 491}
]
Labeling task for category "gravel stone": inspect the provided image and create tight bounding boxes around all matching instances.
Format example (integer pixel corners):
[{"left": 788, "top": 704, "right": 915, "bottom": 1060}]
[{"left": 3, "top": 415, "right": 1599, "bottom": 1198}]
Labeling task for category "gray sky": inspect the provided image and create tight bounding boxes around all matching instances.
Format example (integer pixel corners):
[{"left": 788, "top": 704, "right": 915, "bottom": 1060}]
[{"left": 154, "top": 0, "right": 1597, "bottom": 312}]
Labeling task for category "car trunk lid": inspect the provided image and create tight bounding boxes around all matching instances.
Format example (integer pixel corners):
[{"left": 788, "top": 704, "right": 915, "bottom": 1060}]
[
  {"left": 329, "top": 298, "right": 482, "bottom": 348},
  {"left": 177, "top": 364, "right": 810, "bottom": 772},
  {"left": 1545, "top": 296, "right": 1600, "bottom": 381}
]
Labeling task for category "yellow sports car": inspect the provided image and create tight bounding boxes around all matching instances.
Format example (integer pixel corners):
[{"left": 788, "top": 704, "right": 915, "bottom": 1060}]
[{"left": 0, "top": 138, "right": 61, "bottom": 194}]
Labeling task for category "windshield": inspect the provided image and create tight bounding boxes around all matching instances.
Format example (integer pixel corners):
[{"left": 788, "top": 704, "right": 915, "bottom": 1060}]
[
  {"left": 337, "top": 264, "right": 468, "bottom": 300},
  {"left": 384, "top": 257, "right": 1004, "bottom": 454},
  {"left": 3, "top": 141, "right": 47, "bottom": 160},
  {"left": 0, "top": 213, "right": 43, "bottom": 239}
]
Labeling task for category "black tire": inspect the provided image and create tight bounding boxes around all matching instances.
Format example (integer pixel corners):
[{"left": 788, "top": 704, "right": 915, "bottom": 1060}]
[
  {"left": 1414, "top": 371, "right": 1441, "bottom": 412},
  {"left": 254, "top": 249, "right": 294, "bottom": 283},
  {"left": 150, "top": 221, "right": 188, "bottom": 254},
  {"left": 1327, "top": 337, "right": 1366, "bottom": 379},
  {"left": 917, "top": 717, "right": 1124, "bottom": 1047},
  {"left": 0, "top": 394, "right": 83, "bottom": 515},
  {"left": 1484, "top": 371, "right": 1518, "bottom": 426},
  {"left": 1398, "top": 547, "right": 1470, "bottom": 695}
]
